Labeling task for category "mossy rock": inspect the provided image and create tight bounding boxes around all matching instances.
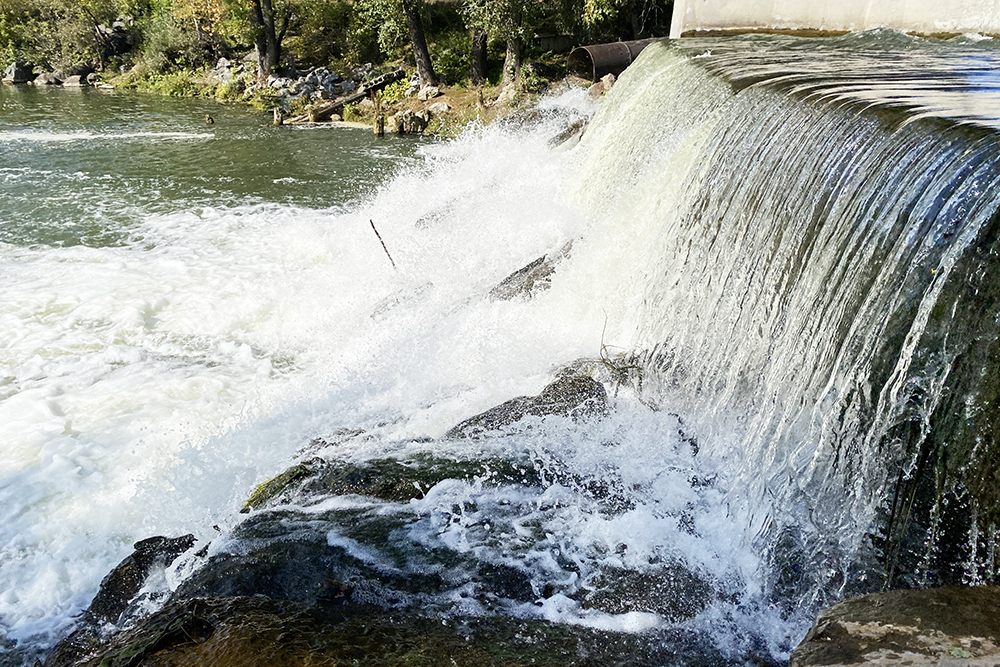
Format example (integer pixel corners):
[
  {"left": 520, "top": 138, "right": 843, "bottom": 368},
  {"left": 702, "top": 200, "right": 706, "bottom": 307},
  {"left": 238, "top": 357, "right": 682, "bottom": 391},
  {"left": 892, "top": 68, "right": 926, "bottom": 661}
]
[{"left": 241, "top": 453, "right": 542, "bottom": 512}]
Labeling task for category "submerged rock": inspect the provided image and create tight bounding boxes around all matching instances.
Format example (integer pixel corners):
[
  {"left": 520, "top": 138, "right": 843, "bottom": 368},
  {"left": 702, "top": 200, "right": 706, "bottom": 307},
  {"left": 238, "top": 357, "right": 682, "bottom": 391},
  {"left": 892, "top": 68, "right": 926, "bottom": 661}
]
[
  {"left": 488, "top": 241, "right": 573, "bottom": 301},
  {"left": 581, "top": 565, "right": 713, "bottom": 622},
  {"left": 446, "top": 372, "right": 608, "bottom": 439},
  {"left": 790, "top": 585, "right": 1000, "bottom": 666}
]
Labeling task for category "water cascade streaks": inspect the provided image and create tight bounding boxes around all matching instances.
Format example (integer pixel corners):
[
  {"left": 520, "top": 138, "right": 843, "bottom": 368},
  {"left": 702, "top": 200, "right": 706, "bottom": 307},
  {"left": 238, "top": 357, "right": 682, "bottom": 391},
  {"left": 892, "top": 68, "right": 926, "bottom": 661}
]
[{"left": 576, "top": 37, "right": 1000, "bottom": 605}]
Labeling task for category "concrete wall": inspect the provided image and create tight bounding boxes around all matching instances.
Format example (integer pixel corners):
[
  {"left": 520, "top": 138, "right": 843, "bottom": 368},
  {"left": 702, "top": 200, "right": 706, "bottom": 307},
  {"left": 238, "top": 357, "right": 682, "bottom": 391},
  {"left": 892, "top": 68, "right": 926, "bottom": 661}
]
[{"left": 669, "top": 0, "right": 1000, "bottom": 38}]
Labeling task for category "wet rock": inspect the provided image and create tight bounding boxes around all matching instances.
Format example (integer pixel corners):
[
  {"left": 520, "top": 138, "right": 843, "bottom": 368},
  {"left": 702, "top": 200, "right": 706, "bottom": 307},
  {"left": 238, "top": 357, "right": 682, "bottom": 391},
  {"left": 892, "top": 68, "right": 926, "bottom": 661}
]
[
  {"left": 549, "top": 118, "right": 589, "bottom": 147},
  {"left": 242, "top": 453, "right": 541, "bottom": 512},
  {"left": 446, "top": 372, "right": 608, "bottom": 439},
  {"left": 790, "top": 585, "right": 1000, "bottom": 666},
  {"left": 32, "top": 72, "right": 62, "bottom": 85},
  {"left": 46, "top": 594, "right": 734, "bottom": 667},
  {"left": 488, "top": 240, "right": 573, "bottom": 300},
  {"left": 171, "top": 510, "right": 438, "bottom": 606},
  {"left": 87, "top": 535, "right": 196, "bottom": 625},
  {"left": 581, "top": 565, "right": 713, "bottom": 622},
  {"left": 240, "top": 462, "right": 315, "bottom": 512},
  {"left": 61, "top": 75, "right": 87, "bottom": 87},
  {"left": 3, "top": 61, "right": 34, "bottom": 84}
]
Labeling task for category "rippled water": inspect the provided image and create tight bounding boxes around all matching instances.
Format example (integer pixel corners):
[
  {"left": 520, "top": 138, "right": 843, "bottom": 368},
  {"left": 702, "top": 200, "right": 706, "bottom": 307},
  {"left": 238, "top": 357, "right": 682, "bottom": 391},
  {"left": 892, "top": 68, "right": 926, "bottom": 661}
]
[{"left": 0, "top": 86, "right": 421, "bottom": 247}]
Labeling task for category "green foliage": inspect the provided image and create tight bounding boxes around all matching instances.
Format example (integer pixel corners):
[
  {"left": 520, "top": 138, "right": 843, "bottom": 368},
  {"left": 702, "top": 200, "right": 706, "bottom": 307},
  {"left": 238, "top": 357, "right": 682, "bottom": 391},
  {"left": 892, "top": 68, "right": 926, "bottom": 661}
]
[
  {"left": 342, "top": 101, "right": 369, "bottom": 122},
  {"left": 379, "top": 78, "right": 407, "bottom": 104},
  {"left": 351, "top": 0, "right": 406, "bottom": 56},
  {"left": 288, "top": 0, "right": 352, "bottom": 67},
  {"left": 214, "top": 73, "right": 248, "bottom": 100},
  {"left": 248, "top": 87, "right": 280, "bottom": 110},
  {"left": 136, "top": 10, "right": 223, "bottom": 71},
  {"left": 462, "top": 0, "right": 535, "bottom": 44},
  {"left": 431, "top": 30, "right": 470, "bottom": 85},
  {"left": 0, "top": 0, "right": 115, "bottom": 69},
  {"left": 145, "top": 67, "right": 211, "bottom": 95}
]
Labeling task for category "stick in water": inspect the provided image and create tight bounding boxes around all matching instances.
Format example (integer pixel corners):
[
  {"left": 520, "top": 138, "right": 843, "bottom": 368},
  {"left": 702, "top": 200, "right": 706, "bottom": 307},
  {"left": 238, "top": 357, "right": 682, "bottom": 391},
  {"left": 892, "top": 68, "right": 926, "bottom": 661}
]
[{"left": 370, "top": 219, "right": 396, "bottom": 269}]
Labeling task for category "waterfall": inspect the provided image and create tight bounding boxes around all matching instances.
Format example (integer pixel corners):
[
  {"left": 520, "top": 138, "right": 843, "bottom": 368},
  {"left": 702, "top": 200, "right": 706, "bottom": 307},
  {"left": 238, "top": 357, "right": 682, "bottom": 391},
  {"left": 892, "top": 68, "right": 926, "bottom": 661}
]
[{"left": 575, "top": 33, "right": 1000, "bottom": 604}]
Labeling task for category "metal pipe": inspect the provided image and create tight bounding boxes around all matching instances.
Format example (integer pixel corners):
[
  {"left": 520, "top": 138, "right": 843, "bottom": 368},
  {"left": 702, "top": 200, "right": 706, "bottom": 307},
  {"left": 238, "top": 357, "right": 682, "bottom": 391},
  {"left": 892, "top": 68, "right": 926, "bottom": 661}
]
[{"left": 567, "top": 39, "right": 660, "bottom": 81}]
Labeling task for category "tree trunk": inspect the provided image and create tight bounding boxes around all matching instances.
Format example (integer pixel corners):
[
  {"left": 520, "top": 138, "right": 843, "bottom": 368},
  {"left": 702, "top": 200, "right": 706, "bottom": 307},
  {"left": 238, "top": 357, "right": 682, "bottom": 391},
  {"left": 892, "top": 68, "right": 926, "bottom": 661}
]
[
  {"left": 501, "top": 36, "right": 522, "bottom": 88},
  {"left": 250, "top": 0, "right": 287, "bottom": 85},
  {"left": 470, "top": 29, "right": 487, "bottom": 86},
  {"left": 629, "top": 0, "right": 642, "bottom": 39},
  {"left": 402, "top": 0, "right": 437, "bottom": 86},
  {"left": 500, "top": 7, "right": 523, "bottom": 88}
]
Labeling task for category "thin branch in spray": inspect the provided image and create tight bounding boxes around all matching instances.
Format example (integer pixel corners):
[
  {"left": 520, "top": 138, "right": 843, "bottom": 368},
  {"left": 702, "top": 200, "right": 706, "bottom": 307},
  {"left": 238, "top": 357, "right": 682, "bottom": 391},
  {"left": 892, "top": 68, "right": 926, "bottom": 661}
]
[{"left": 369, "top": 219, "right": 396, "bottom": 269}]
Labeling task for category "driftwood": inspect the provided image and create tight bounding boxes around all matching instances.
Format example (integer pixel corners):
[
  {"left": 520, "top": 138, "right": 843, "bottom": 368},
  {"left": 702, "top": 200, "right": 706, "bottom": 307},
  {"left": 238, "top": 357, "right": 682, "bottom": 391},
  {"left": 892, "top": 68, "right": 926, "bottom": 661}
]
[{"left": 285, "top": 69, "right": 406, "bottom": 124}]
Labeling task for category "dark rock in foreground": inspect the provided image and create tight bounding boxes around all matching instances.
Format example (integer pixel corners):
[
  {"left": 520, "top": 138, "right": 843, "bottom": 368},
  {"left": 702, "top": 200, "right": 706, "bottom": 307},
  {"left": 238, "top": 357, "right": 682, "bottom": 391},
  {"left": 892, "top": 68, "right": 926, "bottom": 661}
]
[
  {"left": 791, "top": 585, "right": 1000, "bottom": 666},
  {"left": 41, "top": 371, "right": 780, "bottom": 667},
  {"left": 446, "top": 372, "right": 608, "bottom": 439},
  {"left": 581, "top": 565, "right": 713, "bottom": 623},
  {"left": 87, "top": 535, "right": 195, "bottom": 625},
  {"left": 47, "top": 595, "right": 735, "bottom": 667}
]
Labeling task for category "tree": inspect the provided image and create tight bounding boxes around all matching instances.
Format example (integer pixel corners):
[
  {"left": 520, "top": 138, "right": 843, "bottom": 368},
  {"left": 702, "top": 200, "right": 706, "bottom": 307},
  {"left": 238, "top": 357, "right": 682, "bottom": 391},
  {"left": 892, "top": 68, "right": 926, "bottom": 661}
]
[
  {"left": 469, "top": 27, "right": 486, "bottom": 85},
  {"left": 401, "top": 0, "right": 435, "bottom": 86},
  {"left": 462, "top": 0, "right": 533, "bottom": 87},
  {"left": 353, "top": 0, "right": 436, "bottom": 86},
  {"left": 247, "top": 0, "right": 292, "bottom": 83}
]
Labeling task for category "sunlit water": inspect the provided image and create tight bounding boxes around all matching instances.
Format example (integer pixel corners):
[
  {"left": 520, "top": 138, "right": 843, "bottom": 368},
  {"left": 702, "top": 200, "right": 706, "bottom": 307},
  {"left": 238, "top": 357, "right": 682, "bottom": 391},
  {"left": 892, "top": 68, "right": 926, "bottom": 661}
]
[{"left": 5, "top": 30, "right": 1000, "bottom": 666}]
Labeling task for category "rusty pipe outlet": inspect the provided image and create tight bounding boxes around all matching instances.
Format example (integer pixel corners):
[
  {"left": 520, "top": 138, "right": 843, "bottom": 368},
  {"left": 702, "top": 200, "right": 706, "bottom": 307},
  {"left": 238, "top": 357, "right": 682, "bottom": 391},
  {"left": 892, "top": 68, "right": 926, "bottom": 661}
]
[{"left": 567, "top": 39, "right": 661, "bottom": 81}]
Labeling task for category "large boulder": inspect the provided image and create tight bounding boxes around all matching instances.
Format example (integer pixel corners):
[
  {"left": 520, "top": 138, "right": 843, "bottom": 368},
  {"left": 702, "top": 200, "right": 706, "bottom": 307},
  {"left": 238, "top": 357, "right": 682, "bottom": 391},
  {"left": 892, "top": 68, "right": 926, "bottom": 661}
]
[
  {"left": 32, "top": 72, "right": 62, "bottom": 85},
  {"left": 3, "top": 61, "right": 34, "bottom": 84},
  {"left": 387, "top": 109, "right": 430, "bottom": 135},
  {"left": 791, "top": 585, "right": 1000, "bottom": 666},
  {"left": 446, "top": 373, "right": 608, "bottom": 439},
  {"left": 44, "top": 594, "right": 730, "bottom": 667}
]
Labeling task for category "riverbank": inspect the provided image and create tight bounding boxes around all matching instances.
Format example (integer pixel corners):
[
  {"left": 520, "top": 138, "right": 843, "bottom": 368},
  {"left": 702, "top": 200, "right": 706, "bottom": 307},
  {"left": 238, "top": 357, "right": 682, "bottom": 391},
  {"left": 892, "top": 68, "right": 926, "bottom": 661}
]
[{"left": 10, "top": 51, "right": 578, "bottom": 137}]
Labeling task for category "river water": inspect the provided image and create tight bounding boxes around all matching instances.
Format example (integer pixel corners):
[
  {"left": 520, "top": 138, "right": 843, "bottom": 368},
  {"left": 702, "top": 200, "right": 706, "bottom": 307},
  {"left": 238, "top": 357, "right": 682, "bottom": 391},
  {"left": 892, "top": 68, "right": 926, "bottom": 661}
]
[{"left": 5, "top": 30, "right": 1000, "bottom": 666}]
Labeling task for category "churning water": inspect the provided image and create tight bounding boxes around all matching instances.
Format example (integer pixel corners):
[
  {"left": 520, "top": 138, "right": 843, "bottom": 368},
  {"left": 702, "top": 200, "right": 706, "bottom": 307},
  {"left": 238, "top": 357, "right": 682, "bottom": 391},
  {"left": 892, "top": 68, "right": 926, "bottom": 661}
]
[{"left": 5, "top": 29, "right": 1000, "bottom": 666}]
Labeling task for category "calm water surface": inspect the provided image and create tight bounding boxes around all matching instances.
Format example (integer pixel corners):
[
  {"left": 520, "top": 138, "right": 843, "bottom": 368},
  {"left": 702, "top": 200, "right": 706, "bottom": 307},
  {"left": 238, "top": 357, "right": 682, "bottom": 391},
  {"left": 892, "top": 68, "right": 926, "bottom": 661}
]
[{"left": 0, "top": 86, "right": 423, "bottom": 247}]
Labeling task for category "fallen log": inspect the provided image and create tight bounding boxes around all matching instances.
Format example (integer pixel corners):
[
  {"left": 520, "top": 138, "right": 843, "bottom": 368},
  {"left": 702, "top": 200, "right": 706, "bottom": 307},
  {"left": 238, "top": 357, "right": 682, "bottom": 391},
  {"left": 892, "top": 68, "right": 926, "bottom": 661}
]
[{"left": 285, "top": 69, "right": 406, "bottom": 124}]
